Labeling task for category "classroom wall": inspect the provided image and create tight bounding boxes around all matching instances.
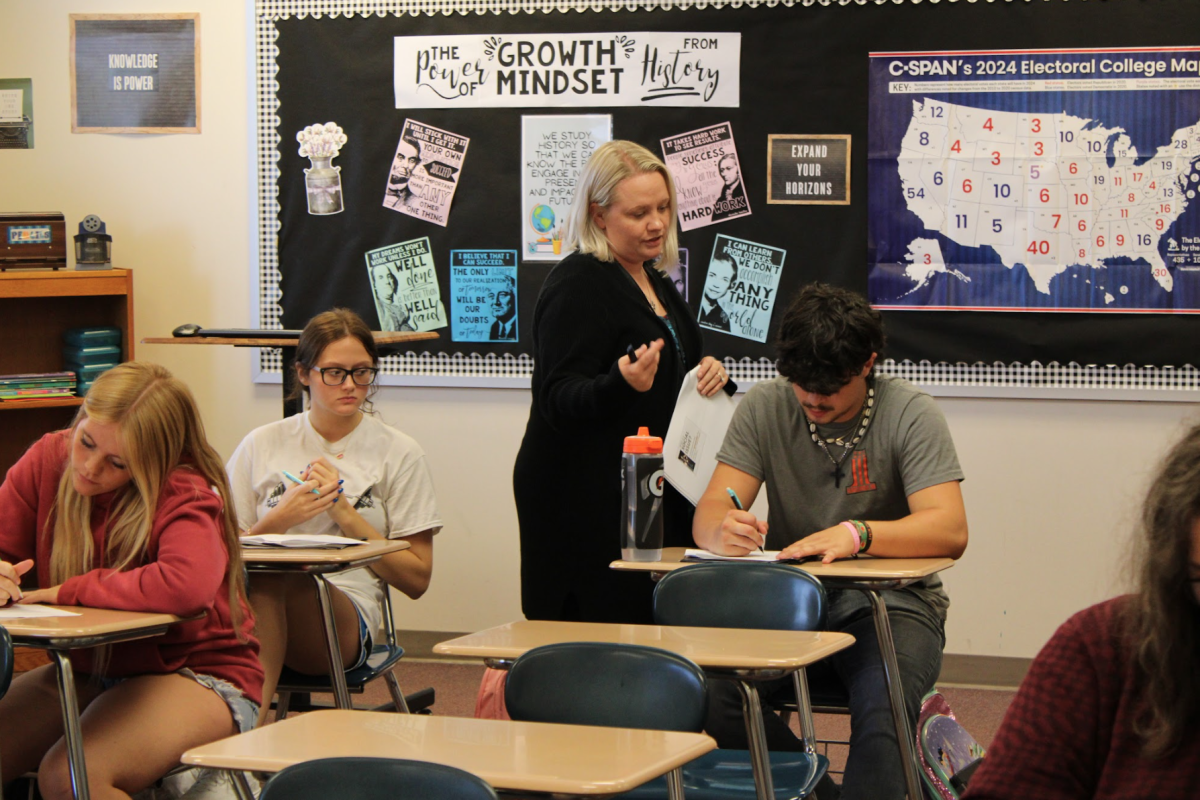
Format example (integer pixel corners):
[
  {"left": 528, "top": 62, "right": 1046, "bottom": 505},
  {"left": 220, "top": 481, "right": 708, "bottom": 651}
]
[{"left": 2, "top": 0, "right": 1196, "bottom": 661}]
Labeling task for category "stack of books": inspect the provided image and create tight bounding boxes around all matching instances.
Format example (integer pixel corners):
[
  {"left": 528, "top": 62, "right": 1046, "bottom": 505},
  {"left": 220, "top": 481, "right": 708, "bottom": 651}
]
[{"left": 0, "top": 371, "right": 77, "bottom": 402}]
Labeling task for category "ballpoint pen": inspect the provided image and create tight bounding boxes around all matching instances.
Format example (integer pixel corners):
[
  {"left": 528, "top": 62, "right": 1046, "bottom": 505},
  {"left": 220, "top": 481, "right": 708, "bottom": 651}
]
[
  {"left": 283, "top": 470, "right": 321, "bottom": 495},
  {"left": 726, "top": 487, "right": 764, "bottom": 553}
]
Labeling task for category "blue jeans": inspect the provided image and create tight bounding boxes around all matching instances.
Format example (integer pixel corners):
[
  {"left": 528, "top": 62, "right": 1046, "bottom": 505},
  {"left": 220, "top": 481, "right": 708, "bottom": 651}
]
[{"left": 703, "top": 588, "right": 945, "bottom": 800}]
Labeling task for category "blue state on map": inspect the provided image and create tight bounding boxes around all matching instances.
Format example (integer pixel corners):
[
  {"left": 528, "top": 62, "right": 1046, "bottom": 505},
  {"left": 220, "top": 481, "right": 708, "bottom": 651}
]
[{"left": 892, "top": 98, "right": 1200, "bottom": 305}]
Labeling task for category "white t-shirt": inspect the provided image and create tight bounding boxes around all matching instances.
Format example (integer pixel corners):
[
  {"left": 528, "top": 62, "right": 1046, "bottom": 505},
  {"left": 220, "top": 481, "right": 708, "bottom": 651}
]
[{"left": 226, "top": 411, "right": 442, "bottom": 642}]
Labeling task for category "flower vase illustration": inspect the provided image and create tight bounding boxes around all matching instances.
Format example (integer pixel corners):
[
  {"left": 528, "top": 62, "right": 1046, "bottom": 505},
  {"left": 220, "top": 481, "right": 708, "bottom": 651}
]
[{"left": 298, "top": 122, "right": 348, "bottom": 216}]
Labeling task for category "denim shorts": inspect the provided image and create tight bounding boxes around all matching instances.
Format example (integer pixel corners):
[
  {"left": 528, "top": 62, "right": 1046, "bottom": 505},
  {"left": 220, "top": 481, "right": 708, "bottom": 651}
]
[
  {"left": 345, "top": 601, "right": 374, "bottom": 672},
  {"left": 100, "top": 670, "right": 259, "bottom": 734}
]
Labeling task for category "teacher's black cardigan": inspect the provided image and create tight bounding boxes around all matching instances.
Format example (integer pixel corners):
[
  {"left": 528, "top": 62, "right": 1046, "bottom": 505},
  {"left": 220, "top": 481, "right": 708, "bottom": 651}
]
[{"left": 513, "top": 251, "right": 704, "bottom": 624}]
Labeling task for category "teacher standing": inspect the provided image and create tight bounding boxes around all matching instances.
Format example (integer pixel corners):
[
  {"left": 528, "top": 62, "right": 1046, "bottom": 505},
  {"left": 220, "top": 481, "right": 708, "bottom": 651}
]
[{"left": 514, "top": 140, "right": 728, "bottom": 624}]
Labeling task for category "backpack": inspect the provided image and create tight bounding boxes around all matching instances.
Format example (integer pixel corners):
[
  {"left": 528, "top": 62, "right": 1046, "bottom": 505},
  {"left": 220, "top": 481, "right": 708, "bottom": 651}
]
[{"left": 917, "top": 690, "right": 986, "bottom": 799}]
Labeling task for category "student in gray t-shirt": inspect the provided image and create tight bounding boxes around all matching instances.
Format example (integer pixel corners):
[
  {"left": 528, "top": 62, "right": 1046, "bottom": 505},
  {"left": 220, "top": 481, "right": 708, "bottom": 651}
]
[{"left": 692, "top": 283, "right": 968, "bottom": 800}]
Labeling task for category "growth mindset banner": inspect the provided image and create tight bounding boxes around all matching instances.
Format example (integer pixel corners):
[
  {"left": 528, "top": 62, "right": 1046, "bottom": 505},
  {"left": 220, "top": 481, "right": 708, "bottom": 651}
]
[{"left": 395, "top": 33, "right": 740, "bottom": 109}]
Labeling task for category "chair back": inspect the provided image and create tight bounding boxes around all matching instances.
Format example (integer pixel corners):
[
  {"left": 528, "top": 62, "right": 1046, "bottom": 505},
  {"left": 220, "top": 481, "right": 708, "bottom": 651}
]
[
  {"left": 505, "top": 642, "right": 708, "bottom": 732},
  {"left": 259, "top": 757, "right": 498, "bottom": 800},
  {"left": 653, "top": 562, "right": 827, "bottom": 631},
  {"left": 0, "top": 626, "right": 11, "bottom": 700}
]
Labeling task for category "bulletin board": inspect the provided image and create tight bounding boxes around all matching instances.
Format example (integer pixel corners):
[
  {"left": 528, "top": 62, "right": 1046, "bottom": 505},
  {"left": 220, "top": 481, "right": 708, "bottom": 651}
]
[{"left": 254, "top": 0, "right": 1200, "bottom": 396}]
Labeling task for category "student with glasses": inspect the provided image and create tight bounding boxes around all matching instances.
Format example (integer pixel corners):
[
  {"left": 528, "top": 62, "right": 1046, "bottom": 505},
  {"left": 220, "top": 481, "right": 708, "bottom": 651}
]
[{"left": 226, "top": 308, "right": 442, "bottom": 725}]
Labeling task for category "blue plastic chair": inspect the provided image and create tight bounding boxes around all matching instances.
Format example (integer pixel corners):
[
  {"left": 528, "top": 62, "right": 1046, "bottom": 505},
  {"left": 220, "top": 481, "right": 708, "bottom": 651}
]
[
  {"left": 258, "top": 757, "right": 498, "bottom": 800},
  {"left": 651, "top": 561, "right": 831, "bottom": 800},
  {"left": 505, "top": 641, "right": 709, "bottom": 800}
]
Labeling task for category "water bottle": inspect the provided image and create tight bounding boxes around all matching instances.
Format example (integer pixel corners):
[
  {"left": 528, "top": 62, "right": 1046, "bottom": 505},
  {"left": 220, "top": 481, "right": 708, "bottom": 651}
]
[{"left": 620, "top": 426, "right": 665, "bottom": 562}]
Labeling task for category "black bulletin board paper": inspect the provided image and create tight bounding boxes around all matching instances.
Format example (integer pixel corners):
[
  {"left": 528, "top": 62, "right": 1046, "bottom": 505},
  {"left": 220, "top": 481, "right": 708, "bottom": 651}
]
[
  {"left": 263, "top": 0, "right": 1200, "bottom": 388},
  {"left": 71, "top": 14, "right": 199, "bottom": 133}
]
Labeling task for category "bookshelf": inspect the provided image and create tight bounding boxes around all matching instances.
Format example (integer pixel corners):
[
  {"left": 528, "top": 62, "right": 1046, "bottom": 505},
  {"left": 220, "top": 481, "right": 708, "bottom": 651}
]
[{"left": 0, "top": 268, "right": 134, "bottom": 477}]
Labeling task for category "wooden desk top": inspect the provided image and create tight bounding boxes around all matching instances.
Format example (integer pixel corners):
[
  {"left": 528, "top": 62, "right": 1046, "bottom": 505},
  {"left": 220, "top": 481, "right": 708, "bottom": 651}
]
[
  {"left": 182, "top": 709, "right": 717, "bottom": 795},
  {"left": 3, "top": 606, "right": 183, "bottom": 647},
  {"left": 241, "top": 538, "right": 409, "bottom": 569},
  {"left": 434, "top": 619, "right": 854, "bottom": 671},
  {"left": 611, "top": 547, "right": 956, "bottom": 584},
  {"left": 141, "top": 331, "right": 437, "bottom": 348}
]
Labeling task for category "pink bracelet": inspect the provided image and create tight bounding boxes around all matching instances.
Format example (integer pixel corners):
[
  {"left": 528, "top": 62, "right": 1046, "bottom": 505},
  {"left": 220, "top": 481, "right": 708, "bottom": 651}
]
[{"left": 840, "top": 520, "right": 861, "bottom": 553}]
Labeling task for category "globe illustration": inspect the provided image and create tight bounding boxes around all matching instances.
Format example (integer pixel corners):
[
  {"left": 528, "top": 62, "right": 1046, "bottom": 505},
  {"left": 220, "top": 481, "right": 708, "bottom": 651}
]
[{"left": 530, "top": 204, "right": 556, "bottom": 234}]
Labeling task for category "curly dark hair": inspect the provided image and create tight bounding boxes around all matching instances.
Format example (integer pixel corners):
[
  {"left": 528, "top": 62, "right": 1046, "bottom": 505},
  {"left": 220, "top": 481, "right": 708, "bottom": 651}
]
[
  {"left": 1125, "top": 421, "right": 1200, "bottom": 757},
  {"left": 774, "top": 283, "right": 885, "bottom": 395}
]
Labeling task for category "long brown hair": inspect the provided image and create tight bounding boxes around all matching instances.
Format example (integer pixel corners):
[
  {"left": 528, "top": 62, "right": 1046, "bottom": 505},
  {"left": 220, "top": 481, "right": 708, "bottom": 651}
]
[
  {"left": 1126, "top": 421, "right": 1200, "bottom": 757},
  {"left": 50, "top": 361, "right": 249, "bottom": 636},
  {"left": 286, "top": 308, "right": 380, "bottom": 414}
]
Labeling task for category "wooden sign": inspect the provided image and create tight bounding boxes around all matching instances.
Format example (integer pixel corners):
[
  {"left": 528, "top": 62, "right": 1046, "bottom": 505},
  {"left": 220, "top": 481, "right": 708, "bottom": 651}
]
[{"left": 70, "top": 13, "right": 200, "bottom": 134}]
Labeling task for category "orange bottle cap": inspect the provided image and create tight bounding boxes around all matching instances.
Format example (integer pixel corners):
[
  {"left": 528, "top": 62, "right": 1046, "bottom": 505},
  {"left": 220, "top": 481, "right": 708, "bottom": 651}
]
[{"left": 624, "top": 426, "right": 663, "bottom": 454}]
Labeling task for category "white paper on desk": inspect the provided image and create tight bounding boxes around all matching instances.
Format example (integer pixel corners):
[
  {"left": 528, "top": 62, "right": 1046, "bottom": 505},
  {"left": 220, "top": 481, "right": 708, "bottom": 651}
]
[
  {"left": 0, "top": 604, "right": 80, "bottom": 620},
  {"left": 241, "top": 533, "right": 365, "bottom": 549},
  {"left": 684, "top": 548, "right": 786, "bottom": 563},
  {"left": 663, "top": 366, "right": 737, "bottom": 505}
]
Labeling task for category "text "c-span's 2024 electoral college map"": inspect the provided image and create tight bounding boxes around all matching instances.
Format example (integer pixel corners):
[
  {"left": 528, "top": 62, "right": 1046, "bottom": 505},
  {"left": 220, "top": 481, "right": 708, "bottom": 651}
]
[{"left": 868, "top": 48, "right": 1200, "bottom": 312}]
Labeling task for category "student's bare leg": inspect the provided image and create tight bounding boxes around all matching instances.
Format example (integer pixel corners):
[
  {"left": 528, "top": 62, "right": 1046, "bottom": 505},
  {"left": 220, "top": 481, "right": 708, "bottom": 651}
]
[
  {"left": 249, "top": 572, "right": 361, "bottom": 725},
  {"left": 0, "top": 664, "right": 101, "bottom": 786},
  {"left": 36, "top": 672, "right": 236, "bottom": 800}
]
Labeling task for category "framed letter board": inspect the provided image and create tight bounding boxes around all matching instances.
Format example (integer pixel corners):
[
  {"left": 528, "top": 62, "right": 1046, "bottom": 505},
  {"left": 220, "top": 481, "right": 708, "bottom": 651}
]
[{"left": 70, "top": 13, "right": 200, "bottom": 134}]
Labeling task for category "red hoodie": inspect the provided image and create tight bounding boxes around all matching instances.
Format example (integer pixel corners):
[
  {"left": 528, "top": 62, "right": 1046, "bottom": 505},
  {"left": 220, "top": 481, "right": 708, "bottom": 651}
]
[{"left": 0, "top": 431, "right": 263, "bottom": 705}]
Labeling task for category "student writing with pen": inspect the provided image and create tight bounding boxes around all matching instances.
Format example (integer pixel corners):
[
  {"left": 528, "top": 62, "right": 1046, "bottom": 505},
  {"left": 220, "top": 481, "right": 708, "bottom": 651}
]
[
  {"left": 513, "top": 140, "right": 728, "bottom": 625},
  {"left": 692, "top": 284, "right": 968, "bottom": 800},
  {"left": 226, "top": 309, "right": 442, "bottom": 726}
]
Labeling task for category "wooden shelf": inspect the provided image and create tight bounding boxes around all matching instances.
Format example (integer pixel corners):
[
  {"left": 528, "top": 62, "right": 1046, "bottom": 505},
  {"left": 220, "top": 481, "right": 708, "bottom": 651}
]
[{"left": 0, "top": 397, "right": 83, "bottom": 411}]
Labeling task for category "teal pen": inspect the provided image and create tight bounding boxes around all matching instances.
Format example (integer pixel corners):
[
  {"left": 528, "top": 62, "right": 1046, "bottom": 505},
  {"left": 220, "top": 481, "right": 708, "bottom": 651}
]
[
  {"left": 726, "top": 487, "right": 764, "bottom": 553},
  {"left": 283, "top": 470, "right": 320, "bottom": 494}
]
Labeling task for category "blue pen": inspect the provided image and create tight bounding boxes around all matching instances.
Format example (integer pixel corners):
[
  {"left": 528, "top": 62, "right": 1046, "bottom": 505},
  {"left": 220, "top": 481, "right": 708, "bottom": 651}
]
[
  {"left": 726, "top": 487, "right": 764, "bottom": 553},
  {"left": 283, "top": 470, "right": 320, "bottom": 495}
]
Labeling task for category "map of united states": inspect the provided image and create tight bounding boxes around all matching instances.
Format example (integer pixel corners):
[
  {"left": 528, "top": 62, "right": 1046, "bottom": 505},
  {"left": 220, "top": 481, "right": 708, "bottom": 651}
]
[{"left": 897, "top": 98, "right": 1200, "bottom": 300}]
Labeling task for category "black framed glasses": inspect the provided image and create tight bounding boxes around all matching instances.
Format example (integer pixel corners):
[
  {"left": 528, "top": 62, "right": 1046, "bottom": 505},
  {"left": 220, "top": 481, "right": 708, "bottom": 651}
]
[{"left": 313, "top": 367, "right": 378, "bottom": 386}]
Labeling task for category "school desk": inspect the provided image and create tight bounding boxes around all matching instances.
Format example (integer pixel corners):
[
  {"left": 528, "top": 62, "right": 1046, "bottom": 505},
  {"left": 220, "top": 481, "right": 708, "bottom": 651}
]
[
  {"left": 141, "top": 331, "right": 438, "bottom": 416},
  {"left": 181, "top": 708, "right": 718, "bottom": 800},
  {"left": 241, "top": 538, "right": 410, "bottom": 710},
  {"left": 4, "top": 606, "right": 188, "bottom": 800},
  {"left": 610, "top": 548, "right": 958, "bottom": 800},
  {"left": 434, "top": 619, "right": 855, "bottom": 800}
]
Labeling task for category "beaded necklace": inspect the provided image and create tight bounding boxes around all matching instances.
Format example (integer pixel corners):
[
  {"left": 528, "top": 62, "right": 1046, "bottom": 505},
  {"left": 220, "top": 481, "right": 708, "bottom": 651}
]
[{"left": 807, "top": 381, "right": 874, "bottom": 488}]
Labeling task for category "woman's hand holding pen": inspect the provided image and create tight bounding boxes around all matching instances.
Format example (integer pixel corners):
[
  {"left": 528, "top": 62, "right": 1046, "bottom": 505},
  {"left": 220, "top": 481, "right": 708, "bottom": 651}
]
[
  {"left": 0, "top": 558, "right": 34, "bottom": 606},
  {"left": 306, "top": 458, "right": 351, "bottom": 525},
  {"left": 695, "top": 356, "right": 729, "bottom": 397},
  {"left": 618, "top": 339, "right": 664, "bottom": 392},
  {"left": 252, "top": 465, "right": 340, "bottom": 534}
]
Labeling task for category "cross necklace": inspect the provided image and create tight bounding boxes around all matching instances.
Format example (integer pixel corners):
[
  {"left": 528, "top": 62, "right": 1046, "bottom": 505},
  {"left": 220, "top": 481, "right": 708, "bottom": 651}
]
[{"left": 806, "top": 382, "right": 875, "bottom": 488}]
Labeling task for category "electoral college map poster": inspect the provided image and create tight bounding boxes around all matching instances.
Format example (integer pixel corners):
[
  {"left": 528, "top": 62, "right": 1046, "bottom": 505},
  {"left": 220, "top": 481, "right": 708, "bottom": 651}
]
[{"left": 869, "top": 47, "right": 1200, "bottom": 313}]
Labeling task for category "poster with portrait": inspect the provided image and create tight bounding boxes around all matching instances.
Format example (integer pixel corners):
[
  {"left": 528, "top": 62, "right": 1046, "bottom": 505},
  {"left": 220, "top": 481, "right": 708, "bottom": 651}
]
[
  {"left": 698, "top": 235, "right": 784, "bottom": 343},
  {"left": 363, "top": 237, "right": 447, "bottom": 332},
  {"left": 383, "top": 119, "right": 469, "bottom": 227},
  {"left": 661, "top": 122, "right": 751, "bottom": 231},
  {"left": 450, "top": 250, "right": 519, "bottom": 342},
  {"left": 665, "top": 247, "right": 689, "bottom": 301},
  {"left": 520, "top": 115, "right": 612, "bottom": 261}
]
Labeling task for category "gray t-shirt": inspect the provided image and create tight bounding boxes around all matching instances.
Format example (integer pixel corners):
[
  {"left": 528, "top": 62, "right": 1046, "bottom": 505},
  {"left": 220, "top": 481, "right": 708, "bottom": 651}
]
[{"left": 717, "top": 374, "right": 963, "bottom": 617}]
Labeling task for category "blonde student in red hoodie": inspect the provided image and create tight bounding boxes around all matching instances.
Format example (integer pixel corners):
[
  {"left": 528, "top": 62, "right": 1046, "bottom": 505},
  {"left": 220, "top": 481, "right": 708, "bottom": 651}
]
[{"left": 0, "top": 361, "right": 262, "bottom": 800}]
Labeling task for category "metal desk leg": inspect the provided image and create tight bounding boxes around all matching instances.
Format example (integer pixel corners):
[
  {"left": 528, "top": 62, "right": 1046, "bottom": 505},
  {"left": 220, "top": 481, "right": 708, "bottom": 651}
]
[
  {"left": 734, "top": 680, "right": 775, "bottom": 800},
  {"left": 865, "top": 590, "right": 923, "bottom": 800},
  {"left": 312, "top": 575, "right": 352, "bottom": 709},
  {"left": 231, "top": 771, "right": 257, "bottom": 800},
  {"left": 50, "top": 650, "right": 90, "bottom": 800}
]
